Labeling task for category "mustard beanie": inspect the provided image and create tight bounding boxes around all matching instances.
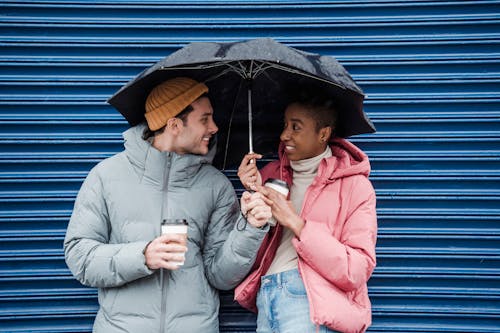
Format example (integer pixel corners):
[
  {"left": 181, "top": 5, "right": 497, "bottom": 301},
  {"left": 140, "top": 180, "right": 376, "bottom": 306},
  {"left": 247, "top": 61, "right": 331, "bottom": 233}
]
[{"left": 144, "top": 77, "right": 209, "bottom": 131}]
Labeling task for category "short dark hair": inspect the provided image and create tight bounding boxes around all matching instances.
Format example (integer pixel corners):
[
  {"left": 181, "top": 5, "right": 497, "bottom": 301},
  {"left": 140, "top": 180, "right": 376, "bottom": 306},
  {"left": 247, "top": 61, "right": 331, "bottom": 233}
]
[
  {"left": 142, "top": 93, "right": 209, "bottom": 140},
  {"left": 289, "top": 87, "right": 338, "bottom": 135}
]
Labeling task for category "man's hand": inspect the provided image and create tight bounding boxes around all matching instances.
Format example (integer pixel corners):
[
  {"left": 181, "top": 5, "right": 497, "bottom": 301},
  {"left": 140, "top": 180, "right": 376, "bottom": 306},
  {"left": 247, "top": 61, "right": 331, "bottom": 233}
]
[
  {"left": 144, "top": 233, "right": 188, "bottom": 270},
  {"left": 237, "top": 153, "right": 263, "bottom": 191},
  {"left": 240, "top": 190, "right": 272, "bottom": 228}
]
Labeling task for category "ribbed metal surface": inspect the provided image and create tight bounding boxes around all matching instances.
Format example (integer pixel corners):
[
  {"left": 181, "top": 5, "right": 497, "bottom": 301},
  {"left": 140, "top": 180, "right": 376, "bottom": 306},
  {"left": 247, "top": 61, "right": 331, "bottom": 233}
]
[{"left": 0, "top": 1, "right": 499, "bottom": 332}]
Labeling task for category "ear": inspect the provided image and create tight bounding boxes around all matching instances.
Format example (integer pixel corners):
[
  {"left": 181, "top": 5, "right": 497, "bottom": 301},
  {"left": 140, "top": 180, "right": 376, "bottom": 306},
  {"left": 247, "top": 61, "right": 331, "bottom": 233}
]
[
  {"left": 166, "top": 117, "right": 182, "bottom": 135},
  {"left": 319, "top": 126, "right": 332, "bottom": 142}
]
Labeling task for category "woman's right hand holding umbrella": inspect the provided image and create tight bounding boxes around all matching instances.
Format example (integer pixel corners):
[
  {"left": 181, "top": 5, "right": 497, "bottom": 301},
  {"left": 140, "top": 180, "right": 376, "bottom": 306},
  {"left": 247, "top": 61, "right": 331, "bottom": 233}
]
[{"left": 237, "top": 153, "right": 263, "bottom": 191}]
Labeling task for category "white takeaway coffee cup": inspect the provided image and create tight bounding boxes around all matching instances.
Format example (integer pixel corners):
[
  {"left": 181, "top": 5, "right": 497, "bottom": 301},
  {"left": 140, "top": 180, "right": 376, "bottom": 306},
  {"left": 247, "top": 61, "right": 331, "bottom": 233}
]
[
  {"left": 161, "top": 219, "right": 188, "bottom": 266},
  {"left": 264, "top": 178, "right": 290, "bottom": 227}
]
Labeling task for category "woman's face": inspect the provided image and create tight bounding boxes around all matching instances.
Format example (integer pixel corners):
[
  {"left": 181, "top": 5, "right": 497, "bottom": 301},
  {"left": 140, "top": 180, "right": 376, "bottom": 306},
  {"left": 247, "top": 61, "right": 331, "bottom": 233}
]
[{"left": 280, "top": 103, "right": 330, "bottom": 161}]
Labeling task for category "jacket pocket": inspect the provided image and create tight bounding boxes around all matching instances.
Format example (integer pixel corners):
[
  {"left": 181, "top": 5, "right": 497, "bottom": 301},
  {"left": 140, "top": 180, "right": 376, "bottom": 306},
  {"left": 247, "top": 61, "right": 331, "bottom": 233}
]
[
  {"left": 99, "top": 286, "right": 119, "bottom": 315},
  {"left": 105, "top": 274, "right": 158, "bottom": 319},
  {"left": 167, "top": 265, "right": 213, "bottom": 315}
]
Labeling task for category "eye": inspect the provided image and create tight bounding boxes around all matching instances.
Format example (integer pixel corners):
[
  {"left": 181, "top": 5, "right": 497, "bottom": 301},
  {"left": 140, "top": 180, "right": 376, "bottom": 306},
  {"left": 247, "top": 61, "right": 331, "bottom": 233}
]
[{"left": 292, "top": 123, "right": 301, "bottom": 131}]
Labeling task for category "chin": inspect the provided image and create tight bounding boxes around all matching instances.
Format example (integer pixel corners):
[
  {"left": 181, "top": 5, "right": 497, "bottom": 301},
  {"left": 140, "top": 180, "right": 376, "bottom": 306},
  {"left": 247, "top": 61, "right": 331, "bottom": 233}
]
[
  {"left": 285, "top": 152, "right": 298, "bottom": 161},
  {"left": 197, "top": 148, "right": 209, "bottom": 155}
]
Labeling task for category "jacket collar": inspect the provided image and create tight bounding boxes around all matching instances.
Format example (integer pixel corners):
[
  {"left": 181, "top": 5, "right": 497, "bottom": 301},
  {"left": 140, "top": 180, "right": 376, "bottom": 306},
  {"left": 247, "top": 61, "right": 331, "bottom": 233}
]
[{"left": 123, "top": 123, "right": 216, "bottom": 189}]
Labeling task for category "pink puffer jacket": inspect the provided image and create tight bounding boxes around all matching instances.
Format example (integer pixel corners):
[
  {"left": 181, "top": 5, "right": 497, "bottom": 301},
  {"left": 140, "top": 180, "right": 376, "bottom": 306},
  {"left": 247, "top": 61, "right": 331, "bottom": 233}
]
[{"left": 234, "top": 138, "right": 377, "bottom": 333}]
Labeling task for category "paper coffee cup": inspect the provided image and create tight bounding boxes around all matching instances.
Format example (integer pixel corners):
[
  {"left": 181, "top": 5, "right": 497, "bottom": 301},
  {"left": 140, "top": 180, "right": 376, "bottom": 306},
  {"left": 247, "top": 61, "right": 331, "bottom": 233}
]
[
  {"left": 264, "top": 178, "right": 290, "bottom": 197},
  {"left": 264, "top": 179, "right": 289, "bottom": 226},
  {"left": 161, "top": 219, "right": 188, "bottom": 266}
]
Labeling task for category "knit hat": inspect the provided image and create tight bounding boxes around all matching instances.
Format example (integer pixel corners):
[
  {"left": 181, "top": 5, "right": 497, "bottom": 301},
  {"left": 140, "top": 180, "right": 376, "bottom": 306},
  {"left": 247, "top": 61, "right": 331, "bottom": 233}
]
[{"left": 144, "top": 77, "right": 209, "bottom": 131}]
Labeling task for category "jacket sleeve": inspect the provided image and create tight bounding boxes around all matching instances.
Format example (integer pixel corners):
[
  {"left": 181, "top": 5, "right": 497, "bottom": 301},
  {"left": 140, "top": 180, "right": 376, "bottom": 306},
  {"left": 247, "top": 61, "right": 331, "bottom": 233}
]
[
  {"left": 64, "top": 168, "right": 153, "bottom": 288},
  {"left": 203, "top": 176, "right": 268, "bottom": 290},
  {"left": 292, "top": 176, "right": 377, "bottom": 291}
]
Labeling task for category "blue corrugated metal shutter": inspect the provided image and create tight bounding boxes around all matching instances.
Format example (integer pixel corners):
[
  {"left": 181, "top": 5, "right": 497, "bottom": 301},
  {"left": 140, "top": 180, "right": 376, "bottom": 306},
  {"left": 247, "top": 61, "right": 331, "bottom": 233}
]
[{"left": 1, "top": 1, "right": 499, "bottom": 332}]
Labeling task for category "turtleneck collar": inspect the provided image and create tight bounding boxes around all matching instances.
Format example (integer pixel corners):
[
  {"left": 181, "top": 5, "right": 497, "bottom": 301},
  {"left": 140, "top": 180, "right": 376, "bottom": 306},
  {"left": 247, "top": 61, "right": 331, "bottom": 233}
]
[{"left": 290, "top": 146, "right": 332, "bottom": 175}]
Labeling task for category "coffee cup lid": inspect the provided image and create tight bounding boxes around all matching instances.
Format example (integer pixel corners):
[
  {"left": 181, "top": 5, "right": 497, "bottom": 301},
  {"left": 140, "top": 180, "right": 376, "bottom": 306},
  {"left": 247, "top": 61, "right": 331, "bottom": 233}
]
[
  {"left": 162, "top": 219, "right": 188, "bottom": 225},
  {"left": 264, "top": 178, "right": 289, "bottom": 189}
]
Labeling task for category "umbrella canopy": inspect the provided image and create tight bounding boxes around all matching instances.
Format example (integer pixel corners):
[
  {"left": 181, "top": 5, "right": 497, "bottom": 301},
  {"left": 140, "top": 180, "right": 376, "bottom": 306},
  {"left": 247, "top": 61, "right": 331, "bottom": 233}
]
[{"left": 108, "top": 38, "right": 375, "bottom": 169}]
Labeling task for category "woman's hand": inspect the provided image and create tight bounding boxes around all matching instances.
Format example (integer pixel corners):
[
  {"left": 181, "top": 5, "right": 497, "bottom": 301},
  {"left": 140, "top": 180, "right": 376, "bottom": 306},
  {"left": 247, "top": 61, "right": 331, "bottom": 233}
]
[
  {"left": 258, "top": 185, "right": 305, "bottom": 238},
  {"left": 237, "top": 153, "right": 263, "bottom": 191}
]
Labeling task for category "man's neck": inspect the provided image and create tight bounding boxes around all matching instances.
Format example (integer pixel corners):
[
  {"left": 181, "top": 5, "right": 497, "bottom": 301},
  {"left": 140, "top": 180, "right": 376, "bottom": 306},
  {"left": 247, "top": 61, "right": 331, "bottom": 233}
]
[{"left": 151, "top": 129, "right": 183, "bottom": 154}]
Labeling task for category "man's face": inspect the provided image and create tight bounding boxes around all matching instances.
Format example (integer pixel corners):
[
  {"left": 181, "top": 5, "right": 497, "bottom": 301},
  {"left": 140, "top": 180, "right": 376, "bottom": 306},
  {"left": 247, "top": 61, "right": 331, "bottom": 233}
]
[{"left": 174, "top": 96, "right": 218, "bottom": 155}]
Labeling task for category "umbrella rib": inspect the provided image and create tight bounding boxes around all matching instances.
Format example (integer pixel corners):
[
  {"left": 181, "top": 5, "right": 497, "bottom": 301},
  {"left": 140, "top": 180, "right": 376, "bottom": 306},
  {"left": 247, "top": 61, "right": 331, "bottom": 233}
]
[
  {"left": 161, "top": 61, "right": 348, "bottom": 92},
  {"left": 249, "top": 62, "right": 274, "bottom": 79},
  {"left": 205, "top": 66, "right": 241, "bottom": 82},
  {"left": 161, "top": 62, "right": 249, "bottom": 80},
  {"left": 222, "top": 79, "right": 245, "bottom": 170},
  {"left": 255, "top": 62, "right": 349, "bottom": 91}
]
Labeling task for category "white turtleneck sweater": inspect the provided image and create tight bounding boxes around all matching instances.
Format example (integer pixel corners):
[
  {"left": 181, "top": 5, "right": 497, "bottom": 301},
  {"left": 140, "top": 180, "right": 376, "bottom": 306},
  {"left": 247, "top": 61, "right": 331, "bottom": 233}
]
[{"left": 265, "top": 146, "right": 333, "bottom": 275}]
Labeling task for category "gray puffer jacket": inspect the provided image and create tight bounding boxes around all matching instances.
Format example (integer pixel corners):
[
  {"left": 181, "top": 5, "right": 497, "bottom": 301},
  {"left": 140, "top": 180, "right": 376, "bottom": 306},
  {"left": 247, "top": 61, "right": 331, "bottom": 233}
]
[{"left": 64, "top": 124, "right": 267, "bottom": 333}]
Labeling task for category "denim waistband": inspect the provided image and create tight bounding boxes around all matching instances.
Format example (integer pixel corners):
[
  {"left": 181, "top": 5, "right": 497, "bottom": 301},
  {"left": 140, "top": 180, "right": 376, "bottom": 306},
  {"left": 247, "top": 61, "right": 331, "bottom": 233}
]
[{"left": 260, "top": 268, "right": 300, "bottom": 288}]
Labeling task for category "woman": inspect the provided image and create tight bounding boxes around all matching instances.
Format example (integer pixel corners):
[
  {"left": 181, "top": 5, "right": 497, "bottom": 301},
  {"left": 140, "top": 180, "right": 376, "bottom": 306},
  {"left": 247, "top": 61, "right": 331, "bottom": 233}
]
[{"left": 235, "top": 91, "right": 378, "bottom": 333}]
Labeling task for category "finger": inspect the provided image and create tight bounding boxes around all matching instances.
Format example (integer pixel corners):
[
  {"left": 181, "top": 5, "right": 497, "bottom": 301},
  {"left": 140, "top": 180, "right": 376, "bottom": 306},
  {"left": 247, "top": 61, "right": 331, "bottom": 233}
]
[
  {"left": 241, "top": 191, "right": 252, "bottom": 201},
  {"left": 254, "top": 184, "right": 269, "bottom": 196},
  {"left": 250, "top": 187, "right": 273, "bottom": 205},
  {"left": 250, "top": 191, "right": 273, "bottom": 205},
  {"left": 160, "top": 243, "right": 188, "bottom": 253},
  {"left": 159, "top": 233, "right": 187, "bottom": 244},
  {"left": 250, "top": 205, "right": 272, "bottom": 218},
  {"left": 261, "top": 195, "right": 274, "bottom": 206},
  {"left": 240, "top": 153, "right": 262, "bottom": 167},
  {"left": 241, "top": 171, "right": 257, "bottom": 185},
  {"left": 160, "top": 252, "right": 186, "bottom": 263},
  {"left": 260, "top": 187, "right": 285, "bottom": 205},
  {"left": 240, "top": 167, "right": 259, "bottom": 183},
  {"left": 245, "top": 197, "right": 267, "bottom": 210}
]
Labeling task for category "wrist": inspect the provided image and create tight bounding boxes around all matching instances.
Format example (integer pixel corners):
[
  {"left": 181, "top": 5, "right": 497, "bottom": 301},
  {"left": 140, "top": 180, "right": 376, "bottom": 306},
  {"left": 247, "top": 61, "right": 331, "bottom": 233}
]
[
  {"left": 291, "top": 216, "right": 305, "bottom": 238},
  {"left": 143, "top": 241, "right": 152, "bottom": 268}
]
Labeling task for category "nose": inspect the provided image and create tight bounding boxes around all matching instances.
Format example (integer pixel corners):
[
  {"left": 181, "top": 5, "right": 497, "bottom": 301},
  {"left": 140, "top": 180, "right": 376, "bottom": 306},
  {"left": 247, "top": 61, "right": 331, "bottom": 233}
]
[
  {"left": 280, "top": 127, "right": 290, "bottom": 142},
  {"left": 209, "top": 118, "right": 218, "bottom": 134}
]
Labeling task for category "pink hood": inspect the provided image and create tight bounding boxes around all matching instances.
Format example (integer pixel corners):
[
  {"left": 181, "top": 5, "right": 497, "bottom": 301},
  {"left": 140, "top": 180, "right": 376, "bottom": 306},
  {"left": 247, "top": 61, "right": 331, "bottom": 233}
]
[{"left": 235, "top": 138, "right": 377, "bottom": 333}]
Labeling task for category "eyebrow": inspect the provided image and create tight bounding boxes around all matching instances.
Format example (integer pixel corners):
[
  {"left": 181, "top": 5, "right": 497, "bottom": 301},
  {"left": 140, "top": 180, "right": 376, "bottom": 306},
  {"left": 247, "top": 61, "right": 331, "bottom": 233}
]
[{"left": 288, "top": 118, "right": 304, "bottom": 124}]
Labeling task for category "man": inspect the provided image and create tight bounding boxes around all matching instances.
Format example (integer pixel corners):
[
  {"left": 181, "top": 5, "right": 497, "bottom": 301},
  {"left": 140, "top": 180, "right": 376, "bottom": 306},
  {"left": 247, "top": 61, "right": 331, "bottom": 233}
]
[{"left": 64, "top": 77, "right": 271, "bottom": 332}]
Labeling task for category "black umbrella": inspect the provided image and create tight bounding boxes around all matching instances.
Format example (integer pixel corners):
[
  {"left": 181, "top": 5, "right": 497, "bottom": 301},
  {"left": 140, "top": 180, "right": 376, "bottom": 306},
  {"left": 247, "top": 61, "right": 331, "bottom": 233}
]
[{"left": 108, "top": 38, "right": 375, "bottom": 169}]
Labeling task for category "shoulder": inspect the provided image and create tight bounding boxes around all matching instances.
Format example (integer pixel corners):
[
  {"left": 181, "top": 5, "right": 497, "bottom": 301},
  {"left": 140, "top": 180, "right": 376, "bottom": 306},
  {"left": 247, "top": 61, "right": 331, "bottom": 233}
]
[
  {"left": 82, "top": 152, "right": 127, "bottom": 187},
  {"left": 196, "top": 165, "right": 237, "bottom": 205},
  {"left": 198, "top": 164, "right": 233, "bottom": 188},
  {"left": 343, "top": 175, "right": 376, "bottom": 210},
  {"left": 90, "top": 152, "right": 127, "bottom": 175}
]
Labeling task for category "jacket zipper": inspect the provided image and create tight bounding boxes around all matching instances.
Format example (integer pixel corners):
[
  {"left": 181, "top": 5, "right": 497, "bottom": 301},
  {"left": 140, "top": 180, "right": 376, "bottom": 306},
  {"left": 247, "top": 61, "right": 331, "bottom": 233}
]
[
  {"left": 159, "top": 155, "right": 172, "bottom": 333},
  {"left": 159, "top": 269, "right": 167, "bottom": 333}
]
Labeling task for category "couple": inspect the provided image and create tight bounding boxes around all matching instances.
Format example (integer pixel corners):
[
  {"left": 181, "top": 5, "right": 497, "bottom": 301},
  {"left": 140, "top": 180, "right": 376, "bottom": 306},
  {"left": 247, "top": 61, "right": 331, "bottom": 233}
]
[{"left": 64, "top": 77, "right": 377, "bottom": 333}]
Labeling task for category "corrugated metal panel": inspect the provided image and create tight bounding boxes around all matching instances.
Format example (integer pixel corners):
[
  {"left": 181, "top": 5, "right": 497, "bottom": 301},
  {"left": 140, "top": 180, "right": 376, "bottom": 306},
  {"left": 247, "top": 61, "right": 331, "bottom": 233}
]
[{"left": 0, "top": 1, "right": 499, "bottom": 332}]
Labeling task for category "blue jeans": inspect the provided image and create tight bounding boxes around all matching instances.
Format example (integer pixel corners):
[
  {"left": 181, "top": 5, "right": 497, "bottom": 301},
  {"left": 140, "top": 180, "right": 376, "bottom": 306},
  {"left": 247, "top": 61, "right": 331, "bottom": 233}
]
[{"left": 256, "top": 269, "right": 338, "bottom": 333}]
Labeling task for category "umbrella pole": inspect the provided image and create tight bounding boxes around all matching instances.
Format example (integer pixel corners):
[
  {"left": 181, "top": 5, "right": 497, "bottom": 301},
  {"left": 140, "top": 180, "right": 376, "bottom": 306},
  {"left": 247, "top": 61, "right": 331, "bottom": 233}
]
[{"left": 247, "top": 84, "right": 254, "bottom": 154}]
